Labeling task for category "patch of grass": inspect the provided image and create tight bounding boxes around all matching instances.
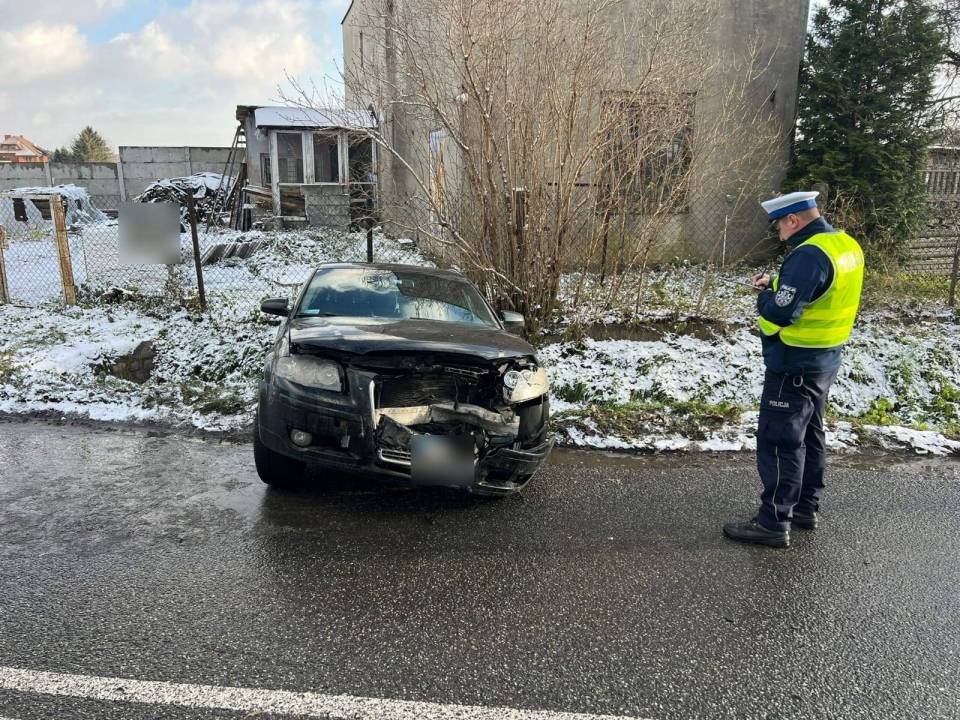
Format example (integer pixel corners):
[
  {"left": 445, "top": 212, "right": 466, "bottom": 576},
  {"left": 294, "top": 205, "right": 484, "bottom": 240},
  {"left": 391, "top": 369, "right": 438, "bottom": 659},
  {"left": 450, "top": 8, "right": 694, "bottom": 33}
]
[
  {"left": 932, "top": 382, "right": 960, "bottom": 422},
  {"left": 560, "top": 322, "right": 588, "bottom": 343},
  {"left": 0, "top": 350, "right": 20, "bottom": 384},
  {"left": 180, "top": 379, "right": 248, "bottom": 415},
  {"left": 860, "top": 397, "right": 898, "bottom": 426},
  {"left": 860, "top": 270, "right": 951, "bottom": 310},
  {"left": 553, "top": 381, "right": 593, "bottom": 403},
  {"left": 557, "top": 398, "right": 743, "bottom": 441}
]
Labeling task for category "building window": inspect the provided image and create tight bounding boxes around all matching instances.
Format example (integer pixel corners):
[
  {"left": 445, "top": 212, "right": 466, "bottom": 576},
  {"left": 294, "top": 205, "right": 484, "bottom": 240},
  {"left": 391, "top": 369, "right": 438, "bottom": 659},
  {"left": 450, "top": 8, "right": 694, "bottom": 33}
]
[
  {"left": 276, "top": 132, "right": 304, "bottom": 184},
  {"left": 261, "top": 153, "right": 272, "bottom": 186},
  {"left": 360, "top": 31, "right": 364, "bottom": 70},
  {"left": 598, "top": 91, "right": 695, "bottom": 213},
  {"left": 313, "top": 134, "right": 340, "bottom": 183}
]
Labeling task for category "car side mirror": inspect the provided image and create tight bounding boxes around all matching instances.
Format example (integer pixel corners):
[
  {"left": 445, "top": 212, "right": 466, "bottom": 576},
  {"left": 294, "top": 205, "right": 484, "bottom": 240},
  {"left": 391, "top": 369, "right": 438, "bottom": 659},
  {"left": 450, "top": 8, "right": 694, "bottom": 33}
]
[
  {"left": 501, "top": 310, "right": 525, "bottom": 333},
  {"left": 260, "top": 298, "right": 289, "bottom": 316}
]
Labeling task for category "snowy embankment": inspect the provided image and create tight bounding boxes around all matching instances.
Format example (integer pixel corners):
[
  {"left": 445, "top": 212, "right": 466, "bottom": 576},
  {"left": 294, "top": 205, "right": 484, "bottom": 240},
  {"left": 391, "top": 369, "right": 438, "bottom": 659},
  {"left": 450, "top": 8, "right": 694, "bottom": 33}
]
[
  {"left": 540, "top": 267, "right": 960, "bottom": 455},
  {"left": 0, "top": 230, "right": 958, "bottom": 455}
]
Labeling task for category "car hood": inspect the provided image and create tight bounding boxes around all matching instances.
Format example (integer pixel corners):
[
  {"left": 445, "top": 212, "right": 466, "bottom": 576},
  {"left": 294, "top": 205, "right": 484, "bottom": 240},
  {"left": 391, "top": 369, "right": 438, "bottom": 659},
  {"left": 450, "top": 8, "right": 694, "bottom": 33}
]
[{"left": 288, "top": 317, "right": 536, "bottom": 361}]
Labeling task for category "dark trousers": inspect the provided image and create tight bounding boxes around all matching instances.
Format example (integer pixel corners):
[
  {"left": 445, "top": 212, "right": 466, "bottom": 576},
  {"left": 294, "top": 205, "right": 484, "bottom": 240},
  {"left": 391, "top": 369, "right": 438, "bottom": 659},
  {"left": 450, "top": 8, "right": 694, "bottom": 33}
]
[{"left": 755, "top": 367, "right": 839, "bottom": 532}]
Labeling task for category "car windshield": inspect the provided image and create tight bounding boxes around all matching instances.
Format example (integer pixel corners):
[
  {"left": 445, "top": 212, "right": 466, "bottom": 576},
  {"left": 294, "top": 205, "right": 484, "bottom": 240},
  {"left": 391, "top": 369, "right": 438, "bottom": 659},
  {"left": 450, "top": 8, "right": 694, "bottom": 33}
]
[{"left": 295, "top": 267, "right": 499, "bottom": 328}]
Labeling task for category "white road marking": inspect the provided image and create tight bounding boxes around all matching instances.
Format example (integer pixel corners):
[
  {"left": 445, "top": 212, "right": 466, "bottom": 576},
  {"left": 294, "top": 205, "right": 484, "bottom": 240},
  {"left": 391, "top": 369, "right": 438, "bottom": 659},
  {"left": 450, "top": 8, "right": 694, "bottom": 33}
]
[{"left": 0, "top": 666, "right": 650, "bottom": 720}]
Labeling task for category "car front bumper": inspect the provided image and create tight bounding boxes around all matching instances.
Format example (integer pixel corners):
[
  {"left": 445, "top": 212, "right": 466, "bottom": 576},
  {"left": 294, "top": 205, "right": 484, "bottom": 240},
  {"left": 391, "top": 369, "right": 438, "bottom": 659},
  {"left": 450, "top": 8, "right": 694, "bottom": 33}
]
[{"left": 257, "top": 376, "right": 552, "bottom": 495}]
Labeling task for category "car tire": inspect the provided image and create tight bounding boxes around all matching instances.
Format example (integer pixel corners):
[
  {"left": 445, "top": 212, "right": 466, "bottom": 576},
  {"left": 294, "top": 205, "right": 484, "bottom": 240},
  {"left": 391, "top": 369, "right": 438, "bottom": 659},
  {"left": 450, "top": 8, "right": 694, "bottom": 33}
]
[{"left": 253, "top": 418, "right": 305, "bottom": 489}]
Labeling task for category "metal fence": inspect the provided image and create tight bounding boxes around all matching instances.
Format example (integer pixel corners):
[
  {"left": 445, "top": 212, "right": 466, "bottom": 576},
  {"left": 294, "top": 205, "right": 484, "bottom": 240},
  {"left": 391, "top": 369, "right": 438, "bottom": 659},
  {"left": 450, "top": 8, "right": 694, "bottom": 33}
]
[
  {"left": 0, "top": 192, "right": 297, "bottom": 311},
  {"left": 906, "top": 199, "right": 960, "bottom": 307},
  {"left": 2, "top": 188, "right": 958, "bottom": 312}
]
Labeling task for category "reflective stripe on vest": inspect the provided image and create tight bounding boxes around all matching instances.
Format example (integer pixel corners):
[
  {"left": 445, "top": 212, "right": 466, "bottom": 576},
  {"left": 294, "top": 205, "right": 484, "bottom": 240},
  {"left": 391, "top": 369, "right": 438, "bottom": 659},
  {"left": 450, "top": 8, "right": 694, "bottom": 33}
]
[{"left": 757, "top": 231, "right": 864, "bottom": 349}]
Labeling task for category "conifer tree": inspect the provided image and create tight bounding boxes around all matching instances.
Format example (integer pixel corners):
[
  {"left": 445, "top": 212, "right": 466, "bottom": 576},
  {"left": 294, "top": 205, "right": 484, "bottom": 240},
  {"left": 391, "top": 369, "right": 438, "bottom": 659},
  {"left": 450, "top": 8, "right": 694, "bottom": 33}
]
[
  {"left": 788, "top": 0, "right": 946, "bottom": 258},
  {"left": 69, "top": 126, "right": 113, "bottom": 162}
]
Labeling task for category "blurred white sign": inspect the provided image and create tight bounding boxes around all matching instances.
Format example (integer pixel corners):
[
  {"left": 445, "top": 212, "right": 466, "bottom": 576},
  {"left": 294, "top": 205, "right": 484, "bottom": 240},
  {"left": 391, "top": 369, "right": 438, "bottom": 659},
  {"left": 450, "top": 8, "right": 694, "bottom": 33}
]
[{"left": 119, "top": 202, "right": 181, "bottom": 265}]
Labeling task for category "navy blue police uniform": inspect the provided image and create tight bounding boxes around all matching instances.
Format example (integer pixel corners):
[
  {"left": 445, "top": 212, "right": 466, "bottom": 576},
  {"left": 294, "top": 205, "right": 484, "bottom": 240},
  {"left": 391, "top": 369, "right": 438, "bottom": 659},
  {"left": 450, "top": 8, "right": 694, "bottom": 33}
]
[{"left": 754, "top": 216, "right": 839, "bottom": 532}]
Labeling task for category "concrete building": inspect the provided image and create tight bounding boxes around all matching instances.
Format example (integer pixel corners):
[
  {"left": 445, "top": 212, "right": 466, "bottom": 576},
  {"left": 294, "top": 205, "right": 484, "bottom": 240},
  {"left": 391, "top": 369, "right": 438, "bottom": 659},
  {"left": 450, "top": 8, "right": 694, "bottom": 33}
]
[
  {"left": 235, "top": 105, "right": 377, "bottom": 230},
  {"left": 341, "top": 0, "right": 810, "bottom": 262},
  {"left": 0, "top": 135, "right": 47, "bottom": 164}
]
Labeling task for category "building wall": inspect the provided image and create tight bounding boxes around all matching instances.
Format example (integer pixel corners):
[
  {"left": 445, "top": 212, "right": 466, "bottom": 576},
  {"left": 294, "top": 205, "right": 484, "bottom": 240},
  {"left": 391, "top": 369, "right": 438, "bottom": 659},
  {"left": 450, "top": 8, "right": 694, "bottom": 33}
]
[
  {"left": 682, "top": 0, "right": 810, "bottom": 262},
  {"left": 245, "top": 119, "right": 269, "bottom": 187},
  {"left": 344, "top": 0, "right": 809, "bottom": 262}
]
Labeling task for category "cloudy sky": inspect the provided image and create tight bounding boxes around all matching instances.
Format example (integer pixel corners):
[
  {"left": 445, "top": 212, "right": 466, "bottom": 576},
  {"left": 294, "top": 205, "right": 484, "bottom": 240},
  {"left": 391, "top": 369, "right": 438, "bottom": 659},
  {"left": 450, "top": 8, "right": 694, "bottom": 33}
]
[{"left": 0, "top": 0, "right": 350, "bottom": 151}]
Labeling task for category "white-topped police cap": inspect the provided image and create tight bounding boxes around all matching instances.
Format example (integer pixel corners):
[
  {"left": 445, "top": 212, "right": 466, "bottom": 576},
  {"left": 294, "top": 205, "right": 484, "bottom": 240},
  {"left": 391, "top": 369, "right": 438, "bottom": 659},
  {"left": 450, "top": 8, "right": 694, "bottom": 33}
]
[{"left": 761, "top": 191, "right": 819, "bottom": 220}]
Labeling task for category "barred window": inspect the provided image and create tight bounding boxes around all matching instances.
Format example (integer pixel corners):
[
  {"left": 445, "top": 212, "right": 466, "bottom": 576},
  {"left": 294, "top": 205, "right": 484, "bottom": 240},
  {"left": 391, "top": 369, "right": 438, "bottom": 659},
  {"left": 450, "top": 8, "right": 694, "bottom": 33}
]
[{"left": 597, "top": 91, "right": 695, "bottom": 213}]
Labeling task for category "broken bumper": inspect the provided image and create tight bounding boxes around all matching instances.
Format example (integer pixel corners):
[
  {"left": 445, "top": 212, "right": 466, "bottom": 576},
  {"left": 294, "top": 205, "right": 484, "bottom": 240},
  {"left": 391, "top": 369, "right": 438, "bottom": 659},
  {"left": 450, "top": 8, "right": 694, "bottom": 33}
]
[{"left": 257, "top": 377, "right": 552, "bottom": 494}]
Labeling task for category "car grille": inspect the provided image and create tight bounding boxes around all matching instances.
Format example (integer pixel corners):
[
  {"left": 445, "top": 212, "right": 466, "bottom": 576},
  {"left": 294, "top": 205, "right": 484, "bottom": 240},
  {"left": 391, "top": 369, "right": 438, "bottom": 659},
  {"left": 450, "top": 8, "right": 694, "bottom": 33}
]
[{"left": 378, "top": 373, "right": 461, "bottom": 406}]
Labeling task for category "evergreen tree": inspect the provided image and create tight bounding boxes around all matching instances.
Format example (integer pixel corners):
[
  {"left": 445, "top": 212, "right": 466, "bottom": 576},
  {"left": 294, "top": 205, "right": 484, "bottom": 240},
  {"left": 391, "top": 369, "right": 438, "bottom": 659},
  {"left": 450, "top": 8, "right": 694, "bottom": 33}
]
[
  {"left": 788, "top": 0, "right": 946, "bottom": 258},
  {"left": 69, "top": 126, "right": 113, "bottom": 162},
  {"left": 51, "top": 147, "right": 73, "bottom": 162}
]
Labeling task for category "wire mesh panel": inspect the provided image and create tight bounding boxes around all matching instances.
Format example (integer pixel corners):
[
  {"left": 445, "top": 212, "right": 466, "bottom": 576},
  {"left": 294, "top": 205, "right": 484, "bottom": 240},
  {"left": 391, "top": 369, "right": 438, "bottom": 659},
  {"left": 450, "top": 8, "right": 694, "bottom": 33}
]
[{"left": 0, "top": 194, "right": 67, "bottom": 305}]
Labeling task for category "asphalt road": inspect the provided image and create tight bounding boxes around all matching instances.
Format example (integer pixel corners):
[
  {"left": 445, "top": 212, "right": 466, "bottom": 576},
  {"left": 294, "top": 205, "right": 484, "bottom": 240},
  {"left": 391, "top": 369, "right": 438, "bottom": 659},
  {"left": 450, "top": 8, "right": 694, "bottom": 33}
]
[{"left": 0, "top": 417, "right": 958, "bottom": 720}]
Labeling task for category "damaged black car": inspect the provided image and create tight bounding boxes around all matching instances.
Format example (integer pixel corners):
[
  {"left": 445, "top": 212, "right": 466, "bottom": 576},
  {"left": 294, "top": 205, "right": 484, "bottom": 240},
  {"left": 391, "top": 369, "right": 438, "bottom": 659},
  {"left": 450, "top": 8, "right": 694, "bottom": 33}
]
[{"left": 254, "top": 263, "right": 553, "bottom": 496}]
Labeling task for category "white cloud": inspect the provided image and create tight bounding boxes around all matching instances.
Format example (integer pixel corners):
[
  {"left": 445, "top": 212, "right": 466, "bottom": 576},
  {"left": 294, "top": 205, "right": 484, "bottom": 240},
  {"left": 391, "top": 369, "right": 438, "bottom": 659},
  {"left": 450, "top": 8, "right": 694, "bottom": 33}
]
[
  {"left": 1, "top": 0, "right": 345, "bottom": 150},
  {"left": 0, "top": 0, "right": 127, "bottom": 27},
  {"left": 107, "top": 0, "right": 334, "bottom": 92},
  {"left": 111, "top": 22, "right": 181, "bottom": 78},
  {"left": 0, "top": 22, "right": 91, "bottom": 84}
]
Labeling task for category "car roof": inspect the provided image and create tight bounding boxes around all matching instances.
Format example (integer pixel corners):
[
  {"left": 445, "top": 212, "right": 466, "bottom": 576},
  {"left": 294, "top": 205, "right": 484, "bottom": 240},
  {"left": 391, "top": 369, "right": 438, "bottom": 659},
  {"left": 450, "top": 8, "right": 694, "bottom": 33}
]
[{"left": 314, "top": 262, "right": 469, "bottom": 280}]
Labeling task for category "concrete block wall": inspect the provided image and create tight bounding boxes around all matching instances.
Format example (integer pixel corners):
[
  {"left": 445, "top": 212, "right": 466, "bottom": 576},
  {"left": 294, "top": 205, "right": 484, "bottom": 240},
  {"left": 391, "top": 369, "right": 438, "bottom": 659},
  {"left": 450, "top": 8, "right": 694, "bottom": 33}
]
[
  {"left": 0, "top": 161, "right": 119, "bottom": 209},
  {"left": 53, "top": 162, "right": 121, "bottom": 209},
  {"left": 119, "top": 146, "right": 243, "bottom": 198},
  {"left": 0, "top": 146, "right": 240, "bottom": 211},
  {"left": 0, "top": 162, "right": 49, "bottom": 190}
]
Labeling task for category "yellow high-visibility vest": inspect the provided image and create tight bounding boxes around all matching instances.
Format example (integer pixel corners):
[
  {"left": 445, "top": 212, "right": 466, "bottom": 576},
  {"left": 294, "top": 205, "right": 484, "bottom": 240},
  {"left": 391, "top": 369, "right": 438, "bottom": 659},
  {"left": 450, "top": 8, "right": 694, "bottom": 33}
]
[{"left": 758, "top": 231, "right": 864, "bottom": 348}]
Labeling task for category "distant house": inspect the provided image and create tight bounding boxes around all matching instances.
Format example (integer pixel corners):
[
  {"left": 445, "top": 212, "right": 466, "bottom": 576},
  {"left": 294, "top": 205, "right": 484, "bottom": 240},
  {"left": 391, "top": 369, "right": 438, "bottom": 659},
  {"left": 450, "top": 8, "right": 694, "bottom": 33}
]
[
  {"left": 0, "top": 135, "right": 48, "bottom": 164},
  {"left": 234, "top": 105, "right": 377, "bottom": 230}
]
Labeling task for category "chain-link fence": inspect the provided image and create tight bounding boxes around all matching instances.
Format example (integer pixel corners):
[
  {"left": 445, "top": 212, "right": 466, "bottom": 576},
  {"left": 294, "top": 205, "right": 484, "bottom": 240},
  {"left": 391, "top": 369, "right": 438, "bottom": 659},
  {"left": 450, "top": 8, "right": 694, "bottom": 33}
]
[
  {"left": 0, "top": 186, "right": 389, "bottom": 313},
  {"left": 3, "top": 185, "right": 958, "bottom": 313},
  {"left": 904, "top": 198, "right": 960, "bottom": 307},
  {"left": 0, "top": 192, "right": 76, "bottom": 305},
  {"left": 0, "top": 191, "right": 306, "bottom": 311}
]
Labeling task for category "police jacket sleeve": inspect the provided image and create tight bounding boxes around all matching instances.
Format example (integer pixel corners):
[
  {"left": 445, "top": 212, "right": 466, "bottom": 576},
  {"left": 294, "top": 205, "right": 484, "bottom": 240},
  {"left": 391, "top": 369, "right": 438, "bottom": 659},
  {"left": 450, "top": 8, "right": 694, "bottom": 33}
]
[{"left": 756, "top": 246, "right": 831, "bottom": 327}]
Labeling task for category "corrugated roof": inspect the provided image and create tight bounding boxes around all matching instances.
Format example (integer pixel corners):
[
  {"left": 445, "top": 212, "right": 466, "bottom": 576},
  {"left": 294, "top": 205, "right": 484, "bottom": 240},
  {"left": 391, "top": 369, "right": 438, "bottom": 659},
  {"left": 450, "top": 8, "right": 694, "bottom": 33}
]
[{"left": 253, "top": 106, "right": 375, "bottom": 130}]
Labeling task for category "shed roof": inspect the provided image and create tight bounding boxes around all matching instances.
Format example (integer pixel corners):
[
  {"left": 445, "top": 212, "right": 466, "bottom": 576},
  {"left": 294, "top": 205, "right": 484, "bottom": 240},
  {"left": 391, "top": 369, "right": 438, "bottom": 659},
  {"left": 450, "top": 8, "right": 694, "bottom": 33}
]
[{"left": 251, "top": 106, "right": 375, "bottom": 130}]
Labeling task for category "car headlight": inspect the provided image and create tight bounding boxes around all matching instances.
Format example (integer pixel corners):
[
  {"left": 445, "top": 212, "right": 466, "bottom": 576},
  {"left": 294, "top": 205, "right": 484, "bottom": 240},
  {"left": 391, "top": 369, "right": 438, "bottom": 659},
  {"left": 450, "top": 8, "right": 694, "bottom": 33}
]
[
  {"left": 275, "top": 356, "right": 344, "bottom": 391},
  {"left": 503, "top": 367, "right": 549, "bottom": 403}
]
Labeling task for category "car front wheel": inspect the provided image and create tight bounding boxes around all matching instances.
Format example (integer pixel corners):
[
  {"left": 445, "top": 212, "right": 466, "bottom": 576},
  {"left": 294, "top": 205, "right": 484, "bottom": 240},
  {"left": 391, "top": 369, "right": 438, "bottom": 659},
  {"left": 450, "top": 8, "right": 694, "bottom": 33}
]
[{"left": 253, "top": 417, "right": 305, "bottom": 489}]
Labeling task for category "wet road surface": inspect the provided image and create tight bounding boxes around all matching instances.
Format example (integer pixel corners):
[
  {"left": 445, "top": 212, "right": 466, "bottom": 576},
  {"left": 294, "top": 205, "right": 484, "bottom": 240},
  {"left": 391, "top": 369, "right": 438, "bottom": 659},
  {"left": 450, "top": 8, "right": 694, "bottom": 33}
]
[{"left": 0, "top": 418, "right": 958, "bottom": 719}]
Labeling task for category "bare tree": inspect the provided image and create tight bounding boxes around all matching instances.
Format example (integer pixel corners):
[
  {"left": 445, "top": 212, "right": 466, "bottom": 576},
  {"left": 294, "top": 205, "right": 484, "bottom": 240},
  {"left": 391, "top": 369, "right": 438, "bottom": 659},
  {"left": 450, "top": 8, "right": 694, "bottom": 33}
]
[{"left": 322, "top": 0, "right": 786, "bottom": 326}]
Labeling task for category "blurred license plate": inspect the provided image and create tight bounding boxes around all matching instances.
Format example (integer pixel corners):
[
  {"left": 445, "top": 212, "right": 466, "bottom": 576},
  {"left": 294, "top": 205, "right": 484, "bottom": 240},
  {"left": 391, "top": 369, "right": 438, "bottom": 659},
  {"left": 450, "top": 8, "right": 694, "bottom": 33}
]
[{"left": 410, "top": 434, "right": 476, "bottom": 487}]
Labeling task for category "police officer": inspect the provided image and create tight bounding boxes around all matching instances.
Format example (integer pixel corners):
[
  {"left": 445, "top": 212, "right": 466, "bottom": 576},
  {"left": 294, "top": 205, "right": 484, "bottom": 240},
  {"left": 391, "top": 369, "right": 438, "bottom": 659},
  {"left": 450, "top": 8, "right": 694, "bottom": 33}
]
[{"left": 723, "top": 191, "right": 864, "bottom": 549}]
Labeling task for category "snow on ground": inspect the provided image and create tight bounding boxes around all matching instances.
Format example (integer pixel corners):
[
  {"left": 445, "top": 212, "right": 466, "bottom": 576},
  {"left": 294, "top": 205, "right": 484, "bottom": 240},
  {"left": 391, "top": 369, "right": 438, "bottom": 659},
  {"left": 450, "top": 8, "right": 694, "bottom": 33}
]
[
  {"left": 1, "top": 224, "right": 429, "bottom": 305},
  {"left": 0, "top": 229, "right": 428, "bottom": 432},
  {"left": 0, "top": 231, "right": 957, "bottom": 455},
  {"left": 540, "top": 288, "right": 960, "bottom": 454}
]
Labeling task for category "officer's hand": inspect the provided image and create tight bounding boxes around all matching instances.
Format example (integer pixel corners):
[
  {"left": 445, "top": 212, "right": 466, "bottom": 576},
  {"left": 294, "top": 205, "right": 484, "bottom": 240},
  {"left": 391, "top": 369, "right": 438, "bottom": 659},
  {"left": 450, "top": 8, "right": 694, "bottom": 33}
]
[{"left": 752, "top": 273, "right": 770, "bottom": 291}]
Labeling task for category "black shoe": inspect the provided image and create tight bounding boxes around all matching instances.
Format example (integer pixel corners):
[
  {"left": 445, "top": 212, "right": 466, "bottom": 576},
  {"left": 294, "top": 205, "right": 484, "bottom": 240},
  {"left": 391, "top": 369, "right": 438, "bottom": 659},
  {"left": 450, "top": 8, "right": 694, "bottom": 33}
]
[
  {"left": 791, "top": 511, "right": 819, "bottom": 530},
  {"left": 722, "top": 519, "right": 790, "bottom": 548}
]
